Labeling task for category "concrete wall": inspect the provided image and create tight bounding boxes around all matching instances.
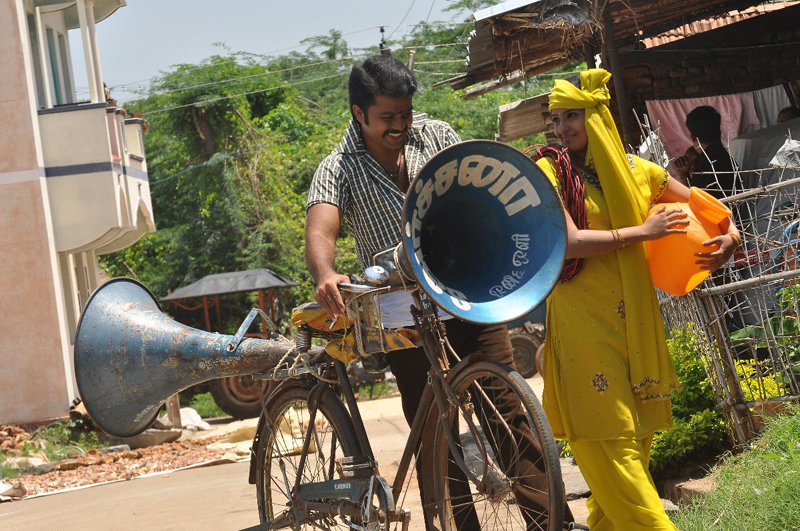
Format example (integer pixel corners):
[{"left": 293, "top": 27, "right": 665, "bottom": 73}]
[
  {"left": 0, "top": 183, "right": 72, "bottom": 423},
  {"left": 0, "top": 0, "right": 73, "bottom": 424},
  {"left": 0, "top": 0, "right": 154, "bottom": 424}
]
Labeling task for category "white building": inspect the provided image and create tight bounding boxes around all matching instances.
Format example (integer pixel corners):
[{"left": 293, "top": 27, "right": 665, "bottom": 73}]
[{"left": 1, "top": 0, "right": 155, "bottom": 424}]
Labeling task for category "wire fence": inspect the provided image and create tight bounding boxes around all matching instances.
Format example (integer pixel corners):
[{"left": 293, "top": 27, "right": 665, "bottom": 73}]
[{"left": 658, "top": 163, "right": 800, "bottom": 444}]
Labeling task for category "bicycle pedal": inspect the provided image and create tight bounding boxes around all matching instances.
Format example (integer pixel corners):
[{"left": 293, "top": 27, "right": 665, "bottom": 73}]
[
  {"left": 336, "top": 455, "right": 375, "bottom": 478},
  {"left": 390, "top": 508, "right": 412, "bottom": 531}
]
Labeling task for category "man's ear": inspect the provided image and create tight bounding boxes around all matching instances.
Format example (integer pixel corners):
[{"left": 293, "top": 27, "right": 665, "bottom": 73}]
[{"left": 353, "top": 104, "right": 366, "bottom": 125}]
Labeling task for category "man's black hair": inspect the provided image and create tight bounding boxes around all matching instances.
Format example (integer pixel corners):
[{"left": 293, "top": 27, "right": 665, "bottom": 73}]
[
  {"left": 685, "top": 105, "right": 722, "bottom": 143},
  {"left": 349, "top": 55, "right": 417, "bottom": 124}
]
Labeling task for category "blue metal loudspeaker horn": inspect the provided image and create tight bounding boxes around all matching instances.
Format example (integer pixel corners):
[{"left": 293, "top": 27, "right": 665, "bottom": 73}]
[
  {"left": 74, "top": 279, "right": 308, "bottom": 438},
  {"left": 401, "top": 140, "right": 566, "bottom": 324}
]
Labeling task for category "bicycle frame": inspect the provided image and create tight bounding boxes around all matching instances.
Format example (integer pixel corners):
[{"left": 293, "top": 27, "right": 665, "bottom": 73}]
[{"left": 255, "top": 282, "right": 497, "bottom": 530}]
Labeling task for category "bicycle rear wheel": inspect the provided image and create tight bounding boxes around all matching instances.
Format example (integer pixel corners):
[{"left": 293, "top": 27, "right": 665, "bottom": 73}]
[
  {"left": 429, "top": 361, "right": 564, "bottom": 531},
  {"left": 255, "top": 383, "right": 361, "bottom": 530}
]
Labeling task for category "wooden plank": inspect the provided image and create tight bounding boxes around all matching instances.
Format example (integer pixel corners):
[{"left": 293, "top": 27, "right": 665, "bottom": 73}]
[
  {"left": 602, "top": 6, "right": 635, "bottom": 146},
  {"left": 497, "top": 93, "right": 552, "bottom": 142},
  {"left": 202, "top": 296, "right": 211, "bottom": 331},
  {"left": 165, "top": 394, "right": 182, "bottom": 430},
  {"left": 214, "top": 294, "right": 222, "bottom": 331},
  {"left": 257, "top": 289, "right": 267, "bottom": 334}
]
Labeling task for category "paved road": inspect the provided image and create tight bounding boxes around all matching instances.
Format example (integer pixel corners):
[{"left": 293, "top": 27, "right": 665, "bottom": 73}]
[{"left": 0, "top": 375, "right": 590, "bottom": 530}]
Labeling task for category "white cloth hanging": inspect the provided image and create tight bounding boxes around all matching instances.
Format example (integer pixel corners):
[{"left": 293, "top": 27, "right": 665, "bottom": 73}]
[{"left": 752, "top": 84, "right": 792, "bottom": 129}]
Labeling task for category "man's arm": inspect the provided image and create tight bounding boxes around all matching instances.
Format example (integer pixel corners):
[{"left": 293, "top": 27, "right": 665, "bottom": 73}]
[
  {"left": 306, "top": 203, "right": 349, "bottom": 319},
  {"left": 673, "top": 146, "right": 697, "bottom": 186}
]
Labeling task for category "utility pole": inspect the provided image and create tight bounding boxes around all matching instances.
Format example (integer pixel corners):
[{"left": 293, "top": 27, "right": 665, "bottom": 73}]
[{"left": 379, "top": 26, "right": 391, "bottom": 56}]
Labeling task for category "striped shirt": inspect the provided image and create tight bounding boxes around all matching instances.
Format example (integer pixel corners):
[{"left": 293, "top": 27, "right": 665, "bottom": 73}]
[{"left": 307, "top": 112, "right": 461, "bottom": 269}]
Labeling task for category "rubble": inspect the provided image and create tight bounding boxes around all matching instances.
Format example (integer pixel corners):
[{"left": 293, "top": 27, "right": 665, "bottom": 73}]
[
  {"left": 6, "top": 437, "right": 232, "bottom": 498},
  {"left": 1, "top": 413, "right": 237, "bottom": 501},
  {"left": 0, "top": 424, "right": 32, "bottom": 451}
]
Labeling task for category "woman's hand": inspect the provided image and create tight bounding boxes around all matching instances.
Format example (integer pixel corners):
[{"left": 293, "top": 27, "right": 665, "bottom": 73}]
[
  {"left": 640, "top": 206, "right": 689, "bottom": 240},
  {"left": 695, "top": 234, "right": 738, "bottom": 271}
]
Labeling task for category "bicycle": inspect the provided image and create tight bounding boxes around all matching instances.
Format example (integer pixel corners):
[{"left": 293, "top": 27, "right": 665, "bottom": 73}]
[
  {"left": 69, "top": 140, "right": 569, "bottom": 530},
  {"left": 249, "top": 249, "right": 565, "bottom": 531}
]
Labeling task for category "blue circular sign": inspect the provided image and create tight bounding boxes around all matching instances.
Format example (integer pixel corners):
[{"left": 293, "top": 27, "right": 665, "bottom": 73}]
[{"left": 402, "top": 140, "right": 566, "bottom": 324}]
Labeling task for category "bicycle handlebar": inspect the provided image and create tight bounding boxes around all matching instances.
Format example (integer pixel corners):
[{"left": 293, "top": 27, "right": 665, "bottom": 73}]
[{"left": 338, "top": 282, "right": 374, "bottom": 292}]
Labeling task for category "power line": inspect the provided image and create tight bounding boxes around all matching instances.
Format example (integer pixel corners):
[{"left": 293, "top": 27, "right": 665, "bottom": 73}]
[
  {"left": 387, "top": 0, "right": 419, "bottom": 41},
  {"left": 414, "top": 59, "right": 466, "bottom": 64},
  {"left": 108, "top": 22, "right": 466, "bottom": 91},
  {"left": 426, "top": 0, "right": 437, "bottom": 23},
  {"left": 107, "top": 25, "right": 381, "bottom": 90},
  {"left": 130, "top": 56, "right": 361, "bottom": 97},
  {"left": 140, "top": 71, "right": 349, "bottom": 116},
  {"left": 106, "top": 40, "right": 467, "bottom": 105}
]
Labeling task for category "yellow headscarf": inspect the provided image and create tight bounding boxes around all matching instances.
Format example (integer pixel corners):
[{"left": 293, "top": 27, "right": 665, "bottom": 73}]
[{"left": 549, "top": 69, "right": 678, "bottom": 401}]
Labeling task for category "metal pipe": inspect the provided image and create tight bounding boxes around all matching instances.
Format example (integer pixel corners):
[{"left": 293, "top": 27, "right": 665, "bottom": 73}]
[
  {"left": 334, "top": 360, "right": 375, "bottom": 460},
  {"left": 697, "top": 268, "right": 800, "bottom": 297}
]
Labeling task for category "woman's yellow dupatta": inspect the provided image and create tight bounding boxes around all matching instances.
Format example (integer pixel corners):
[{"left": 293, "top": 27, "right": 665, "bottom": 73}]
[{"left": 549, "top": 69, "right": 678, "bottom": 401}]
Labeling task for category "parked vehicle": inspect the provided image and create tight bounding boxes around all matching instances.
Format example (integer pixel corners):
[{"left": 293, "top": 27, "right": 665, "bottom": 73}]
[{"left": 507, "top": 303, "right": 546, "bottom": 378}]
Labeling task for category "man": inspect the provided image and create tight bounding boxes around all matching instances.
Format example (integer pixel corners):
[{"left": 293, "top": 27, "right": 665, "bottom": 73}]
[
  {"left": 305, "top": 55, "right": 577, "bottom": 530},
  {"left": 674, "top": 105, "right": 736, "bottom": 199}
]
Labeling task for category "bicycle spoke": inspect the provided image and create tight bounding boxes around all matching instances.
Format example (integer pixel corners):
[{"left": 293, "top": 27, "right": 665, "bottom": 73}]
[
  {"left": 257, "top": 389, "right": 356, "bottom": 531},
  {"left": 433, "top": 363, "right": 562, "bottom": 531}
]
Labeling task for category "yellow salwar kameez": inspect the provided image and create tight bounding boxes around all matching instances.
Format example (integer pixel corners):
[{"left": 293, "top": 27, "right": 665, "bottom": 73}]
[
  {"left": 535, "top": 69, "right": 680, "bottom": 531},
  {"left": 536, "top": 154, "right": 673, "bottom": 442}
]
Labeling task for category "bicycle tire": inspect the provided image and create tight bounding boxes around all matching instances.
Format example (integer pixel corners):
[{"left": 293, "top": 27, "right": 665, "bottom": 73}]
[
  {"left": 255, "top": 383, "right": 361, "bottom": 530},
  {"left": 510, "top": 333, "right": 542, "bottom": 378},
  {"left": 429, "top": 361, "right": 564, "bottom": 531}
]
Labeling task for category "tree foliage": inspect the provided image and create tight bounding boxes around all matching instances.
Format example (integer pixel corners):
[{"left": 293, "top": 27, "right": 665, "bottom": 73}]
[{"left": 100, "top": 15, "right": 581, "bottom": 331}]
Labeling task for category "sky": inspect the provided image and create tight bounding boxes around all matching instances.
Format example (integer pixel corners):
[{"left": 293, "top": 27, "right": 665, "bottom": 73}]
[{"left": 69, "top": 0, "right": 468, "bottom": 103}]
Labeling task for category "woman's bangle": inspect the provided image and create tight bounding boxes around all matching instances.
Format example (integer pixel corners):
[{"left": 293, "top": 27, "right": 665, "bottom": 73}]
[
  {"left": 729, "top": 232, "right": 742, "bottom": 249},
  {"left": 617, "top": 229, "right": 628, "bottom": 249},
  {"left": 611, "top": 229, "right": 628, "bottom": 250}
]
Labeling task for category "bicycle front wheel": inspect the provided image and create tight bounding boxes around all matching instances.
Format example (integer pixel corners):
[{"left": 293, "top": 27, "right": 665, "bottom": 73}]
[
  {"left": 430, "top": 361, "right": 564, "bottom": 531},
  {"left": 255, "top": 383, "right": 361, "bottom": 530}
]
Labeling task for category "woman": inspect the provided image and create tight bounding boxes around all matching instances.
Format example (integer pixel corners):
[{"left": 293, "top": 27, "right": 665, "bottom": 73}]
[{"left": 532, "top": 69, "right": 739, "bottom": 530}]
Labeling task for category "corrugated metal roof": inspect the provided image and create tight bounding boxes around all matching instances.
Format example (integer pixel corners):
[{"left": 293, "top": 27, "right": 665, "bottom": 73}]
[{"left": 161, "top": 269, "right": 297, "bottom": 302}]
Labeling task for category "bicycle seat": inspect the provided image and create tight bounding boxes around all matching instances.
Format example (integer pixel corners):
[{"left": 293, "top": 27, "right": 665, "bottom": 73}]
[{"left": 291, "top": 302, "right": 351, "bottom": 332}]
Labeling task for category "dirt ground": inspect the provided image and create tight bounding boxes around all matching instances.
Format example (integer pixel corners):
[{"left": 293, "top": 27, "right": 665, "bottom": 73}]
[{"left": 0, "top": 374, "right": 590, "bottom": 530}]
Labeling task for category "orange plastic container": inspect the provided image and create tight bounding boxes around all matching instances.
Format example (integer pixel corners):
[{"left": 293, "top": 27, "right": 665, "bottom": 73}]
[{"left": 646, "top": 187, "right": 732, "bottom": 296}]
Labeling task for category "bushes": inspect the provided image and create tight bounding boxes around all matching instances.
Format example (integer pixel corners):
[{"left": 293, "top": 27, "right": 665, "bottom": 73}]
[
  {"left": 649, "top": 409, "right": 729, "bottom": 473},
  {"left": 554, "top": 324, "right": 730, "bottom": 473},
  {"left": 648, "top": 325, "right": 731, "bottom": 476}
]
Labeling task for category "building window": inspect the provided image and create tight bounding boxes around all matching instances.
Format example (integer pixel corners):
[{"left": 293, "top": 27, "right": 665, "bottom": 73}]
[
  {"left": 46, "top": 28, "right": 62, "bottom": 105},
  {"left": 57, "top": 33, "right": 74, "bottom": 104},
  {"left": 26, "top": 14, "right": 46, "bottom": 108}
]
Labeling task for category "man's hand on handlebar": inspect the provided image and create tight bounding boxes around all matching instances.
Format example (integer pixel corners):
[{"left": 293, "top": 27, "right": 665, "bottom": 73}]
[{"left": 314, "top": 272, "right": 350, "bottom": 321}]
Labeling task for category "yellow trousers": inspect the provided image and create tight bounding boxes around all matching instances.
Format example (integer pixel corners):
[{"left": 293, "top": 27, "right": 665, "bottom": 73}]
[{"left": 570, "top": 436, "right": 677, "bottom": 531}]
